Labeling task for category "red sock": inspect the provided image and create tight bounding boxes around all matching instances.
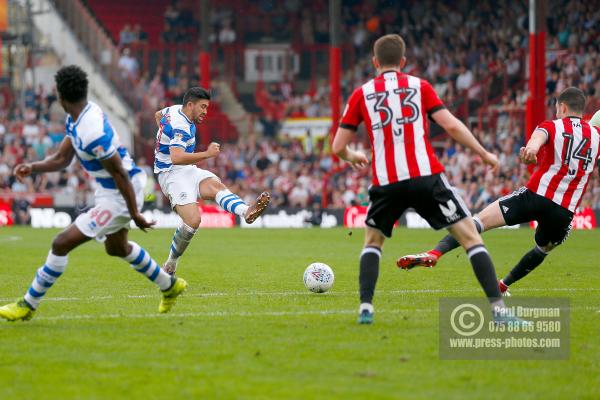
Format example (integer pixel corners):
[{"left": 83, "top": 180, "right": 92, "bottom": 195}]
[{"left": 427, "top": 249, "right": 442, "bottom": 259}]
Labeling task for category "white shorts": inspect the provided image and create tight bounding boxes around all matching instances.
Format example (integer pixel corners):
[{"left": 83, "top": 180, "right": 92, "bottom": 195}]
[
  {"left": 75, "top": 172, "right": 147, "bottom": 239},
  {"left": 157, "top": 165, "right": 218, "bottom": 208}
]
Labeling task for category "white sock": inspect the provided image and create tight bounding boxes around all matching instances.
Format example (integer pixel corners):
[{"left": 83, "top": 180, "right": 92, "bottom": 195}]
[
  {"left": 168, "top": 222, "right": 197, "bottom": 263},
  {"left": 215, "top": 189, "right": 248, "bottom": 216},
  {"left": 359, "top": 303, "right": 374, "bottom": 313},
  {"left": 124, "top": 242, "right": 172, "bottom": 291},
  {"left": 24, "top": 251, "right": 68, "bottom": 310}
]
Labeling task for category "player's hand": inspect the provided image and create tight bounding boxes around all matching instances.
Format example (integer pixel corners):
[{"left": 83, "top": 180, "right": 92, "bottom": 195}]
[
  {"left": 13, "top": 163, "right": 33, "bottom": 182},
  {"left": 206, "top": 142, "right": 221, "bottom": 158},
  {"left": 132, "top": 212, "right": 156, "bottom": 232},
  {"left": 348, "top": 150, "right": 369, "bottom": 170},
  {"left": 481, "top": 151, "right": 499, "bottom": 172},
  {"left": 519, "top": 146, "right": 537, "bottom": 164}
]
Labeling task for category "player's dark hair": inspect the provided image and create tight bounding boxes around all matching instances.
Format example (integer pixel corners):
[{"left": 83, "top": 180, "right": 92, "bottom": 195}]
[
  {"left": 55, "top": 65, "right": 88, "bottom": 103},
  {"left": 183, "top": 87, "right": 211, "bottom": 105},
  {"left": 374, "top": 34, "right": 406, "bottom": 67},
  {"left": 557, "top": 87, "right": 586, "bottom": 114}
]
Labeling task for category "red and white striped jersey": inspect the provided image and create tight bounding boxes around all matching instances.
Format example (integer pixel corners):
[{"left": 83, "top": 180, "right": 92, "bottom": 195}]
[
  {"left": 340, "top": 71, "right": 445, "bottom": 186},
  {"left": 527, "top": 117, "right": 600, "bottom": 212}
]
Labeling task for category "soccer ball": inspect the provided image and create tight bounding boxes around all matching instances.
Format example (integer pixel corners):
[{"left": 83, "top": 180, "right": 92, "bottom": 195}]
[{"left": 303, "top": 262, "right": 334, "bottom": 293}]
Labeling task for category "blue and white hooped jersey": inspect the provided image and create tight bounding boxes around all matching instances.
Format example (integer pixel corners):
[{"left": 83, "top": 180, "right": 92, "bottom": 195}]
[
  {"left": 153, "top": 105, "right": 196, "bottom": 173},
  {"left": 66, "top": 101, "right": 141, "bottom": 190}
]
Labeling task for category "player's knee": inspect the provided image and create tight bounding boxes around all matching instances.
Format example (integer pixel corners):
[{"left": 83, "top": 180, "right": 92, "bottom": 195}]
[
  {"left": 363, "top": 228, "right": 385, "bottom": 248},
  {"left": 105, "top": 242, "right": 129, "bottom": 258},
  {"left": 538, "top": 243, "right": 557, "bottom": 253},
  {"left": 184, "top": 214, "right": 202, "bottom": 229},
  {"left": 51, "top": 234, "right": 70, "bottom": 256}
]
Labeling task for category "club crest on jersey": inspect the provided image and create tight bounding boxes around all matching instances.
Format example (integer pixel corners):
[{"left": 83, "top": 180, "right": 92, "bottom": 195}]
[
  {"left": 92, "top": 145, "right": 107, "bottom": 158},
  {"left": 174, "top": 133, "right": 184, "bottom": 142}
]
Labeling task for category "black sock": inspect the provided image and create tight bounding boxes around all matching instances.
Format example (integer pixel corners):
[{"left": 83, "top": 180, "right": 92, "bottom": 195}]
[
  {"left": 467, "top": 244, "right": 501, "bottom": 300},
  {"left": 434, "top": 217, "right": 484, "bottom": 255},
  {"left": 359, "top": 246, "right": 381, "bottom": 304},
  {"left": 502, "top": 246, "right": 547, "bottom": 286}
]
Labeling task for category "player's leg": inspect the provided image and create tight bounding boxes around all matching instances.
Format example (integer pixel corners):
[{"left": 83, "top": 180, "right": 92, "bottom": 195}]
[
  {"left": 104, "top": 228, "right": 187, "bottom": 313},
  {"left": 500, "top": 200, "right": 573, "bottom": 293},
  {"left": 199, "top": 176, "right": 270, "bottom": 224},
  {"left": 397, "top": 200, "right": 506, "bottom": 269},
  {"left": 164, "top": 203, "right": 202, "bottom": 274},
  {"left": 398, "top": 187, "right": 530, "bottom": 269},
  {"left": 0, "top": 224, "right": 90, "bottom": 321},
  {"left": 447, "top": 218, "right": 504, "bottom": 308},
  {"left": 159, "top": 167, "right": 203, "bottom": 274},
  {"left": 357, "top": 183, "right": 403, "bottom": 324},
  {"left": 358, "top": 227, "right": 385, "bottom": 324}
]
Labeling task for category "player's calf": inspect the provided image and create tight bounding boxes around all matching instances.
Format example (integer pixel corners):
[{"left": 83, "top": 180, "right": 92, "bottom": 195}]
[
  {"left": 500, "top": 245, "right": 548, "bottom": 291},
  {"left": 124, "top": 242, "right": 174, "bottom": 292},
  {"left": 163, "top": 222, "right": 198, "bottom": 275}
]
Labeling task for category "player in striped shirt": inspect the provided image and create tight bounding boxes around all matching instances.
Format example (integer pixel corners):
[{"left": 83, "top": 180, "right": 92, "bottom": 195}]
[
  {"left": 399, "top": 87, "right": 600, "bottom": 296},
  {"left": 332, "top": 34, "right": 515, "bottom": 325},
  {"left": 154, "top": 87, "right": 270, "bottom": 275},
  {"left": 0, "top": 66, "right": 186, "bottom": 321}
]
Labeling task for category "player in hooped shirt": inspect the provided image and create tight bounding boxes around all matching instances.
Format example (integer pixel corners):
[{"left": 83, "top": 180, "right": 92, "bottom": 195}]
[
  {"left": 0, "top": 66, "right": 187, "bottom": 321},
  {"left": 399, "top": 87, "right": 600, "bottom": 295},
  {"left": 153, "top": 87, "right": 270, "bottom": 275},
  {"left": 332, "top": 34, "right": 516, "bottom": 324}
]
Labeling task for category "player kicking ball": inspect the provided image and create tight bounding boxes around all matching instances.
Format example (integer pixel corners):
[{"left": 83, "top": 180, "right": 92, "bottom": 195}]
[
  {"left": 399, "top": 88, "right": 600, "bottom": 296},
  {"left": 153, "top": 87, "right": 270, "bottom": 274},
  {"left": 333, "top": 34, "right": 523, "bottom": 325},
  {"left": 0, "top": 66, "right": 186, "bottom": 322}
]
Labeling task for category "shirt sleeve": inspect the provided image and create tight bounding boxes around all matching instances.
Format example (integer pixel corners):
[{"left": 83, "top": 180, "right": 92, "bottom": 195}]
[
  {"left": 85, "top": 135, "right": 116, "bottom": 160},
  {"left": 169, "top": 125, "right": 193, "bottom": 149},
  {"left": 339, "top": 88, "right": 363, "bottom": 131},
  {"left": 421, "top": 79, "right": 446, "bottom": 116},
  {"left": 80, "top": 116, "right": 116, "bottom": 160},
  {"left": 535, "top": 120, "right": 555, "bottom": 143}
]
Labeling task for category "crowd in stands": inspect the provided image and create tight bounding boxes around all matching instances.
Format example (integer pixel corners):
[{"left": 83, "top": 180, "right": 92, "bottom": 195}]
[
  {"left": 2, "top": 0, "right": 600, "bottom": 226},
  {"left": 0, "top": 86, "right": 94, "bottom": 202}
]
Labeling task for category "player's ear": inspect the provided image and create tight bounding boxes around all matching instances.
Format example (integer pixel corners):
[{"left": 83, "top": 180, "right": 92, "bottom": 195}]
[
  {"left": 372, "top": 56, "right": 379, "bottom": 70},
  {"left": 399, "top": 57, "right": 406, "bottom": 69}
]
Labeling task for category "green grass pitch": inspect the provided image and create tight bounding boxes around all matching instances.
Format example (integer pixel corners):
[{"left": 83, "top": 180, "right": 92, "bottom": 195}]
[{"left": 0, "top": 226, "right": 598, "bottom": 399}]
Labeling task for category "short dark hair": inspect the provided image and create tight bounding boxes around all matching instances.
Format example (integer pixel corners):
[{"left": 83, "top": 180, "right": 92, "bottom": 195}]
[
  {"left": 55, "top": 65, "right": 88, "bottom": 103},
  {"left": 374, "top": 34, "right": 406, "bottom": 67},
  {"left": 183, "top": 87, "right": 211, "bottom": 105},
  {"left": 557, "top": 87, "right": 586, "bottom": 114}
]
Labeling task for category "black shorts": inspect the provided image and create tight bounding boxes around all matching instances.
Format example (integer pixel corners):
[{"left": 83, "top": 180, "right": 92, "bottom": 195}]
[
  {"left": 366, "top": 173, "right": 471, "bottom": 238},
  {"left": 498, "top": 187, "right": 573, "bottom": 247}
]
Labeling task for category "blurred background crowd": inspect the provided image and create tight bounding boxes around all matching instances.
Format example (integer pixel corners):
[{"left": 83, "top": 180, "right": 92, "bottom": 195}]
[{"left": 1, "top": 0, "right": 599, "bottom": 225}]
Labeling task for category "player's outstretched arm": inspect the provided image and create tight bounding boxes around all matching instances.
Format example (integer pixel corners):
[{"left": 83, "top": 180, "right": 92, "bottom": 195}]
[
  {"left": 519, "top": 130, "right": 547, "bottom": 164},
  {"left": 13, "top": 136, "right": 75, "bottom": 182},
  {"left": 332, "top": 127, "right": 369, "bottom": 169},
  {"left": 170, "top": 142, "right": 220, "bottom": 165},
  {"left": 100, "top": 153, "right": 155, "bottom": 232},
  {"left": 431, "top": 109, "right": 498, "bottom": 170},
  {"left": 154, "top": 110, "right": 163, "bottom": 128}
]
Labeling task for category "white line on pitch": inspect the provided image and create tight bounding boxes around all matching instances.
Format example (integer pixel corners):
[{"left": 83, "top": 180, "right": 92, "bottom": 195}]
[
  {"left": 0, "top": 287, "right": 599, "bottom": 303},
  {"left": 21, "top": 305, "right": 600, "bottom": 322}
]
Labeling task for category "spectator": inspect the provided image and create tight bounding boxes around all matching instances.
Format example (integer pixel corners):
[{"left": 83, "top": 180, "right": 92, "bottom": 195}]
[
  {"left": 218, "top": 19, "right": 236, "bottom": 44},
  {"left": 118, "top": 48, "right": 139, "bottom": 80},
  {"left": 456, "top": 65, "right": 474, "bottom": 92},
  {"left": 119, "top": 24, "right": 136, "bottom": 47}
]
